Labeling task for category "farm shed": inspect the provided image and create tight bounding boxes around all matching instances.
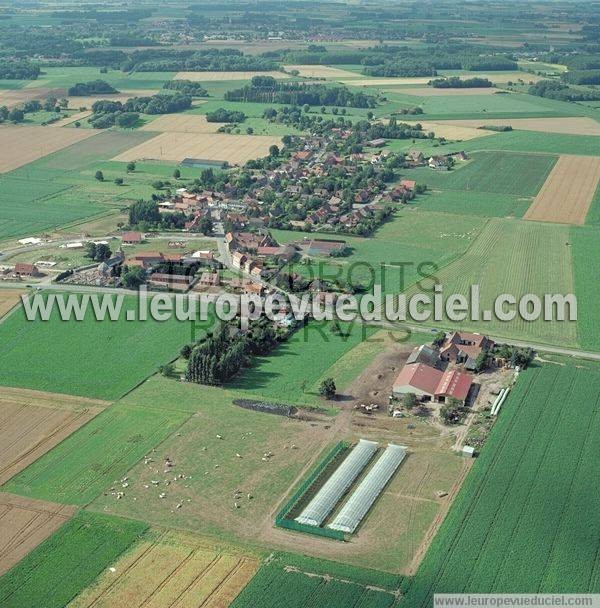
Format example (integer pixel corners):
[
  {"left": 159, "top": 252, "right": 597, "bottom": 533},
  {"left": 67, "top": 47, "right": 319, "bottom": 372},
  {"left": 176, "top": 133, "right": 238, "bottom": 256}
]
[
  {"left": 329, "top": 444, "right": 407, "bottom": 534},
  {"left": 393, "top": 363, "right": 473, "bottom": 404},
  {"left": 462, "top": 445, "right": 476, "bottom": 458},
  {"left": 295, "top": 439, "right": 378, "bottom": 527}
]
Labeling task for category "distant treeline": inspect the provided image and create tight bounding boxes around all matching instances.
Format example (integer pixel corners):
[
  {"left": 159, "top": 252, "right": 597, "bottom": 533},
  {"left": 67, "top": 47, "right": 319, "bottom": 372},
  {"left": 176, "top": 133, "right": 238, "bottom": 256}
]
[
  {"left": 0, "top": 59, "right": 40, "bottom": 79},
  {"left": 89, "top": 92, "right": 192, "bottom": 128},
  {"left": 224, "top": 76, "right": 377, "bottom": 108},
  {"left": 282, "top": 45, "right": 517, "bottom": 78},
  {"left": 67, "top": 80, "right": 118, "bottom": 96},
  {"left": 163, "top": 80, "right": 208, "bottom": 97},
  {"left": 528, "top": 80, "right": 600, "bottom": 102},
  {"left": 429, "top": 77, "right": 493, "bottom": 88}
]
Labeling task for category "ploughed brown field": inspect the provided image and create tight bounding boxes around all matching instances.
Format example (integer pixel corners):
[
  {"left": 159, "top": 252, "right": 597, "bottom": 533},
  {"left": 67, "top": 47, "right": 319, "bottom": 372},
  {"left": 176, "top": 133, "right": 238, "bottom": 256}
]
[
  {"left": 524, "top": 154, "right": 600, "bottom": 225},
  {"left": 0, "top": 125, "right": 98, "bottom": 173},
  {"left": 0, "top": 289, "right": 25, "bottom": 320},
  {"left": 0, "top": 386, "right": 107, "bottom": 484},
  {"left": 0, "top": 493, "right": 77, "bottom": 576},
  {"left": 112, "top": 132, "right": 282, "bottom": 166}
]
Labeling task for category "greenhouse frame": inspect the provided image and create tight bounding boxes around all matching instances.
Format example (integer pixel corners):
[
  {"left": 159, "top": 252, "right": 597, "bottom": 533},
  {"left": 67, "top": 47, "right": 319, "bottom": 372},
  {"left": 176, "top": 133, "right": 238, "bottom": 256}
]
[
  {"left": 295, "top": 439, "right": 378, "bottom": 527},
  {"left": 329, "top": 443, "right": 407, "bottom": 534}
]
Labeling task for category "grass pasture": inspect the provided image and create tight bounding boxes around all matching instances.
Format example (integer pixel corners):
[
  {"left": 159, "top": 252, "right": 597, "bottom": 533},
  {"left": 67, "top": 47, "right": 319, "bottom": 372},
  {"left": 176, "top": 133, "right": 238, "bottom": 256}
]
[
  {"left": 68, "top": 529, "right": 259, "bottom": 608},
  {"left": 408, "top": 151, "right": 557, "bottom": 197},
  {"left": 416, "top": 190, "right": 531, "bottom": 218},
  {"left": 90, "top": 377, "right": 336, "bottom": 544},
  {"left": 524, "top": 155, "right": 600, "bottom": 225},
  {"left": 0, "top": 294, "right": 197, "bottom": 400},
  {"left": 230, "top": 321, "right": 376, "bottom": 406},
  {"left": 2, "top": 403, "right": 189, "bottom": 505},
  {"left": 0, "top": 511, "right": 148, "bottom": 608},
  {"left": 174, "top": 70, "right": 290, "bottom": 81},
  {"left": 400, "top": 363, "right": 600, "bottom": 605},
  {"left": 112, "top": 132, "right": 282, "bottom": 166}
]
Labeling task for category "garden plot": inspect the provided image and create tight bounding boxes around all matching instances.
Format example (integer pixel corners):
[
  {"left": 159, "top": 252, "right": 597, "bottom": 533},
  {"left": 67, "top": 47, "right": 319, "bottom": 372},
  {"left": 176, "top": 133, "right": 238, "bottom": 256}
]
[
  {"left": 68, "top": 529, "right": 259, "bottom": 608},
  {"left": 0, "top": 386, "right": 106, "bottom": 485},
  {"left": 524, "top": 155, "right": 600, "bottom": 225},
  {"left": 0, "top": 125, "right": 98, "bottom": 173},
  {"left": 0, "top": 493, "right": 77, "bottom": 576},
  {"left": 112, "top": 132, "right": 282, "bottom": 166},
  {"left": 140, "top": 113, "right": 221, "bottom": 133}
]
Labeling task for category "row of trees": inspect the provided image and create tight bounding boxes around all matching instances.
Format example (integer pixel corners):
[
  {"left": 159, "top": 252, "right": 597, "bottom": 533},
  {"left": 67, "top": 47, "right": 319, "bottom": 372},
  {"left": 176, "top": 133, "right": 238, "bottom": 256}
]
[
  {"left": 205, "top": 108, "right": 247, "bottom": 123},
  {"left": 528, "top": 80, "right": 600, "bottom": 102},
  {"left": 163, "top": 80, "right": 208, "bottom": 97},
  {"left": 225, "top": 80, "right": 378, "bottom": 109},
  {"left": 429, "top": 77, "right": 493, "bottom": 89},
  {"left": 185, "top": 322, "right": 279, "bottom": 386}
]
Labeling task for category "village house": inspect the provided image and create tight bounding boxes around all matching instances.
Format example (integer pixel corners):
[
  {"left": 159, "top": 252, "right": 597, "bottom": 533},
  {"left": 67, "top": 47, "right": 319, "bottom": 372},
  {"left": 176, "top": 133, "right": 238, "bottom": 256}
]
[
  {"left": 428, "top": 155, "right": 450, "bottom": 171},
  {"left": 440, "top": 332, "right": 494, "bottom": 371},
  {"left": 231, "top": 251, "right": 248, "bottom": 270},
  {"left": 400, "top": 179, "right": 417, "bottom": 192},
  {"left": 407, "top": 150, "right": 424, "bottom": 164},
  {"left": 122, "top": 231, "right": 143, "bottom": 245},
  {"left": 147, "top": 273, "right": 194, "bottom": 291},
  {"left": 198, "top": 272, "right": 220, "bottom": 287},
  {"left": 392, "top": 362, "right": 473, "bottom": 404},
  {"left": 13, "top": 263, "right": 40, "bottom": 278}
]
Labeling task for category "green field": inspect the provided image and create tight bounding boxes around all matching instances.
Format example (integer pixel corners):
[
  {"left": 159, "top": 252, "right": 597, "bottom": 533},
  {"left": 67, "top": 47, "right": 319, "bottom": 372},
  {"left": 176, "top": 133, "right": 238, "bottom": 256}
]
[
  {"left": 89, "top": 377, "right": 339, "bottom": 547},
  {"left": 400, "top": 363, "right": 600, "bottom": 605},
  {"left": 230, "top": 321, "right": 376, "bottom": 406},
  {"left": 415, "top": 190, "right": 531, "bottom": 218},
  {"left": 407, "top": 151, "right": 556, "bottom": 197},
  {"left": 273, "top": 210, "right": 486, "bottom": 295},
  {"left": 571, "top": 226, "right": 600, "bottom": 351},
  {"left": 0, "top": 511, "right": 147, "bottom": 608},
  {"left": 231, "top": 553, "right": 399, "bottom": 608},
  {"left": 2, "top": 403, "right": 188, "bottom": 504},
  {"left": 402, "top": 218, "right": 578, "bottom": 346},
  {"left": 0, "top": 177, "right": 106, "bottom": 241},
  {"left": 0, "top": 294, "right": 199, "bottom": 399}
]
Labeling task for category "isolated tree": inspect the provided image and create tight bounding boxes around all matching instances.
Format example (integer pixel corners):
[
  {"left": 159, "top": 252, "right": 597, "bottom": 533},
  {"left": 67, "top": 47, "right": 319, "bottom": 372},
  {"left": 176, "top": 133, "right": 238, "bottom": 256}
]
[
  {"left": 114, "top": 177, "right": 124, "bottom": 186},
  {"left": 269, "top": 144, "right": 280, "bottom": 157},
  {"left": 84, "top": 242, "right": 97, "bottom": 260},
  {"left": 94, "top": 170, "right": 104, "bottom": 182},
  {"left": 180, "top": 344, "right": 192, "bottom": 359},
  {"left": 94, "top": 243, "right": 111, "bottom": 261},
  {"left": 159, "top": 362, "right": 176, "bottom": 378},
  {"left": 319, "top": 378, "right": 336, "bottom": 400},
  {"left": 122, "top": 266, "right": 146, "bottom": 288},
  {"left": 172, "top": 168, "right": 181, "bottom": 179},
  {"left": 403, "top": 392, "right": 418, "bottom": 411},
  {"left": 126, "top": 161, "right": 136, "bottom": 173},
  {"left": 246, "top": 127, "right": 254, "bottom": 134},
  {"left": 198, "top": 216, "right": 213, "bottom": 235},
  {"left": 302, "top": 103, "right": 310, "bottom": 113}
]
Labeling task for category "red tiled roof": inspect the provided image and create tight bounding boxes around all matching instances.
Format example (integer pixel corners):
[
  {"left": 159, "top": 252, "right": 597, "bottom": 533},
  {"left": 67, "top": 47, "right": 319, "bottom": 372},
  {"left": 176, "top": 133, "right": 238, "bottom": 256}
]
[
  {"left": 394, "top": 363, "right": 441, "bottom": 395},
  {"left": 435, "top": 369, "right": 472, "bottom": 401}
]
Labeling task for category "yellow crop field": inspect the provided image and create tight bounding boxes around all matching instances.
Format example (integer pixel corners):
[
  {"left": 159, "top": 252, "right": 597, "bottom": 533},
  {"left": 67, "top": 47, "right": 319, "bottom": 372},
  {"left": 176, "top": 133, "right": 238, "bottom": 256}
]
[
  {"left": 524, "top": 155, "right": 600, "bottom": 225},
  {"left": 140, "top": 113, "right": 221, "bottom": 133},
  {"left": 0, "top": 125, "right": 98, "bottom": 173},
  {"left": 284, "top": 65, "right": 362, "bottom": 79},
  {"left": 68, "top": 530, "right": 259, "bottom": 608},
  {"left": 67, "top": 90, "right": 158, "bottom": 109},
  {"left": 435, "top": 116, "right": 600, "bottom": 136},
  {"left": 112, "top": 132, "right": 282, "bottom": 165}
]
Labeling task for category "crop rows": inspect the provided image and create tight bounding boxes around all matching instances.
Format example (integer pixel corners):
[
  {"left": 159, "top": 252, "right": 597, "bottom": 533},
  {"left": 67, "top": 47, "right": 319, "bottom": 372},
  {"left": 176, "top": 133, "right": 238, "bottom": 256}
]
[{"left": 399, "top": 364, "right": 600, "bottom": 606}]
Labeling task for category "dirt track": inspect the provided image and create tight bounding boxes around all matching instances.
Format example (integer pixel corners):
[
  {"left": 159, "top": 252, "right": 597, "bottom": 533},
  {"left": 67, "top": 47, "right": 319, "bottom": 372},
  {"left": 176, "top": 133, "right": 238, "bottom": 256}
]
[
  {"left": 524, "top": 154, "right": 600, "bottom": 225},
  {"left": 0, "top": 493, "right": 77, "bottom": 575}
]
